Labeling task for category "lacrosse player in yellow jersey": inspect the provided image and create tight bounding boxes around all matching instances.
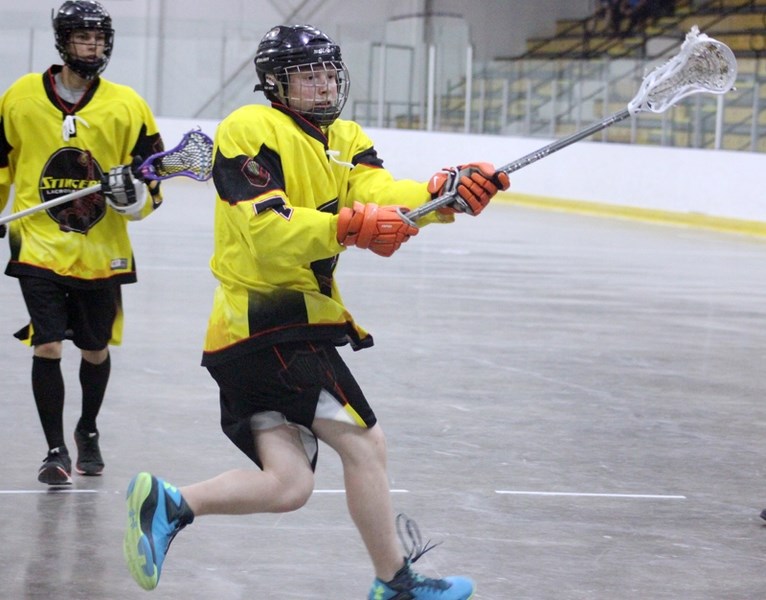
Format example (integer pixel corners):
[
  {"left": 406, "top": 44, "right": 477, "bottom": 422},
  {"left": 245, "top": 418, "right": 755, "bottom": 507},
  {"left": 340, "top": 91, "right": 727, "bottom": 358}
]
[
  {"left": 124, "top": 24, "right": 508, "bottom": 599},
  {"left": 0, "top": 0, "right": 164, "bottom": 485}
]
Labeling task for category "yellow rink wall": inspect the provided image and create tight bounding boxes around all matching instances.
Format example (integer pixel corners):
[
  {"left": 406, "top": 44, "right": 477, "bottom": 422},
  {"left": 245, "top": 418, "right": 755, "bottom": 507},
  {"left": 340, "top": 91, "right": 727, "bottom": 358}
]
[{"left": 497, "top": 192, "right": 766, "bottom": 238}]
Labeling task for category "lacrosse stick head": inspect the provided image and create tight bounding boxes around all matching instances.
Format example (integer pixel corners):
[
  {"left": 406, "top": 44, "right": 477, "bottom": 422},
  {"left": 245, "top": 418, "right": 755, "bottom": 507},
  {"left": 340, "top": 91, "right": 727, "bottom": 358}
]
[
  {"left": 139, "top": 129, "right": 213, "bottom": 181},
  {"left": 628, "top": 26, "right": 737, "bottom": 115}
]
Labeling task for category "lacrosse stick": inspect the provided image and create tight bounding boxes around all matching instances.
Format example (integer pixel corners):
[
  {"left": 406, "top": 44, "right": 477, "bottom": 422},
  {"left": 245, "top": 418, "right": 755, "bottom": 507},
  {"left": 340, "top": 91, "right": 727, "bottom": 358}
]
[
  {"left": 0, "top": 128, "right": 214, "bottom": 226},
  {"left": 400, "top": 26, "right": 737, "bottom": 226}
]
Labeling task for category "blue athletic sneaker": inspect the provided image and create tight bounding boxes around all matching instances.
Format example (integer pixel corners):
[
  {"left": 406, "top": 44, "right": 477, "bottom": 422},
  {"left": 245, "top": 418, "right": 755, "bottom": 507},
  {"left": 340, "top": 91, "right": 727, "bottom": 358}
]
[
  {"left": 368, "top": 514, "right": 475, "bottom": 600},
  {"left": 123, "top": 472, "right": 194, "bottom": 590},
  {"left": 368, "top": 561, "right": 475, "bottom": 599}
]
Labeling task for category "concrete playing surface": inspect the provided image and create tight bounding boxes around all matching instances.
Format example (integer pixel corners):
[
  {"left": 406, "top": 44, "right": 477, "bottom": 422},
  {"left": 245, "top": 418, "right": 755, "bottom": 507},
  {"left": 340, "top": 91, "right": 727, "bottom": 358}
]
[{"left": 2, "top": 180, "right": 765, "bottom": 599}]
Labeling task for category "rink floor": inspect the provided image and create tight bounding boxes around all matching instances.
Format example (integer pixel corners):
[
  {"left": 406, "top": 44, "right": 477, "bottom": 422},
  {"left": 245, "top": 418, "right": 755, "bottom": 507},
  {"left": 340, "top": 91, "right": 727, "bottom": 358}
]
[{"left": 2, "top": 180, "right": 766, "bottom": 599}]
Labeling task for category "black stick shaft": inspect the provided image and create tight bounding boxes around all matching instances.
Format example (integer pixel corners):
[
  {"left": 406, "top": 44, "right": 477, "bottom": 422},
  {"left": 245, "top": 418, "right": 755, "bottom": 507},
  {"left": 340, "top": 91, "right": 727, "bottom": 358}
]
[{"left": 497, "top": 108, "right": 632, "bottom": 175}]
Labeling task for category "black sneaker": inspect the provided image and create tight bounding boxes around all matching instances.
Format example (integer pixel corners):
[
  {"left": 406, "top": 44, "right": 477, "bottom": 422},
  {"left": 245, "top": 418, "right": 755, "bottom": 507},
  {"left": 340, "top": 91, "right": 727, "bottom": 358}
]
[
  {"left": 74, "top": 428, "right": 104, "bottom": 476},
  {"left": 761, "top": 509, "right": 766, "bottom": 521},
  {"left": 38, "top": 447, "right": 72, "bottom": 485}
]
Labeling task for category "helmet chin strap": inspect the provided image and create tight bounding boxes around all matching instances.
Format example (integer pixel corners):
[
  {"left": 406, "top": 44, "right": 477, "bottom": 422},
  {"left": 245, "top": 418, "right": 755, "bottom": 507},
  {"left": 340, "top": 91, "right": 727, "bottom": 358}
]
[{"left": 66, "top": 56, "right": 108, "bottom": 80}]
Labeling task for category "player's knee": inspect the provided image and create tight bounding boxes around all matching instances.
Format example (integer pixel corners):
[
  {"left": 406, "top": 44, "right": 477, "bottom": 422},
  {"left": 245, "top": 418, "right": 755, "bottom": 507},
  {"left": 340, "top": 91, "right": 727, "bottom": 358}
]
[
  {"left": 358, "top": 424, "right": 388, "bottom": 466},
  {"left": 273, "top": 471, "right": 314, "bottom": 512},
  {"left": 81, "top": 347, "right": 109, "bottom": 365},
  {"left": 34, "top": 341, "right": 63, "bottom": 360},
  {"left": 332, "top": 426, "right": 388, "bottom": 478}
]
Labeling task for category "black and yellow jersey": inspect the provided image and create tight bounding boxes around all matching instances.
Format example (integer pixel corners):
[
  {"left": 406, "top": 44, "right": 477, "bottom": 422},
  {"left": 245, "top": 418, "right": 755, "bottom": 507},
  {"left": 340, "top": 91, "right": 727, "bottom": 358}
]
[
  {"left": 202, "top": 103, "right": 450, "bottom": 365},
  {"left": 0, "top": 65, "right": 164, "bottom": 288}
]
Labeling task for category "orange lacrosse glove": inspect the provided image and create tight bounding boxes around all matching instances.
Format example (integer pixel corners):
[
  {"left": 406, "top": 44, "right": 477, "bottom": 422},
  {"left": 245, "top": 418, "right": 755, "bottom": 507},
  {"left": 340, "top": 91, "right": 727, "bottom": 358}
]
[
  {"left": 337, "top": 202, "right": 419, "bottom": 257},
  {"left": 427, "top": 162, "right": 510, "bottom": 216}
]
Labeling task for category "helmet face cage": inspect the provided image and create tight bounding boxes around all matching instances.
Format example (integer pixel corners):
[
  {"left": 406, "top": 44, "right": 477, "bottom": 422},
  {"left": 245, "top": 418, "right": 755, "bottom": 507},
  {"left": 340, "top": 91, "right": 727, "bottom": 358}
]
[
  {"left": 53, "top": 0, "right": 114, "bottom": 79},
  {"left": 271, "top": 61, "right": 350, "bottom": 127},
  {"left": 254, "top": 25, "right": 350, "bottom": 127}
]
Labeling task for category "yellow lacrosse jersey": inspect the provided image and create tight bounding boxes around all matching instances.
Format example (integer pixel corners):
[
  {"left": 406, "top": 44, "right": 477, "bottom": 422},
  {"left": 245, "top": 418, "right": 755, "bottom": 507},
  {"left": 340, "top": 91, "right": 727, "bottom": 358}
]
[
  {"left": 0, "top": 65, "right": 164, "bottom": 288},
  {"left": 202, "top": 103, "right": 450, "bottom": 365}
]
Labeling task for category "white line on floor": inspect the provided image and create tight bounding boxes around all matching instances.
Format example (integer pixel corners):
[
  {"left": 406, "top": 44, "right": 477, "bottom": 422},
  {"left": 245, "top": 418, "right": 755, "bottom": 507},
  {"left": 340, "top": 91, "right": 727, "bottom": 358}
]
[
  {"left": 495, "top": 490, "right": 686, "bottom": 499},
  {"left": 312, "top": 489, "right": 409, "bottom": 494}
]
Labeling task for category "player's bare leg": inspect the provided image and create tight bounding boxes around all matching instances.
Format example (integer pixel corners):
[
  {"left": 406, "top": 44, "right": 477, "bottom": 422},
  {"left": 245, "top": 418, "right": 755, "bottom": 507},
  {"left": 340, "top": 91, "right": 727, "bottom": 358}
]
[
  {"left": 124, "top": 424, "right": 312, "bottom": 590},
  {"left": 313, "top": 420, "right": 403, "bottom": 579},
  {"left": 314, "top": 420, "right": 475, "bottom": 599},
  {"left": 180, "top": 424, "right": 314, "bottom": 515}
]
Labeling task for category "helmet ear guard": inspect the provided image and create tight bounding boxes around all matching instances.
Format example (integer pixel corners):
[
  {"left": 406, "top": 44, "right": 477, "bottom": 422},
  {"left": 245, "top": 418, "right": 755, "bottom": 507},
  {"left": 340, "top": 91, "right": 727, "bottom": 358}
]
[
  {"left": 253, "top": 74, "right": 279, "bottom": 99},
  {"left": 253, "top": 24, "right": 350, "bottom": 127},
  {"left": 52, "top": 0, "right": 114, "bottom": 80}
]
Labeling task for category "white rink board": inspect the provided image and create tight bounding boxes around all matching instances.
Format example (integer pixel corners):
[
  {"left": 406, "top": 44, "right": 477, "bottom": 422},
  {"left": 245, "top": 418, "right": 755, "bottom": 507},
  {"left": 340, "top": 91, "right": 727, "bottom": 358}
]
[{"left": 158, "top": 117, "right": 766, "bottom": 223}]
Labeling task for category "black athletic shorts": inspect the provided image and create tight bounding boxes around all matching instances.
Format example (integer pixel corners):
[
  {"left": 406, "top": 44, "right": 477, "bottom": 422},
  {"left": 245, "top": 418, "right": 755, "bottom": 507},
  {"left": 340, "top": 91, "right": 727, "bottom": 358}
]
[
  {"left": 206, "top": 340, "right": 377, "bottom": 470},
  {"left": 16, "top": 276, "right": 121, "bottom": 350}
]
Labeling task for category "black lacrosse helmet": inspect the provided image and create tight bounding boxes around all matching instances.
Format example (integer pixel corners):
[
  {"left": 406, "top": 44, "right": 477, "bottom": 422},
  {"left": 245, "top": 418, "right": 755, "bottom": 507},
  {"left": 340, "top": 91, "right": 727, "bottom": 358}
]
[
  {"left": 52, "top": 0, "right": 114, "bottom": 80},
  {"left": 254, "top": 24, "right": 350, "bottom": 127}
]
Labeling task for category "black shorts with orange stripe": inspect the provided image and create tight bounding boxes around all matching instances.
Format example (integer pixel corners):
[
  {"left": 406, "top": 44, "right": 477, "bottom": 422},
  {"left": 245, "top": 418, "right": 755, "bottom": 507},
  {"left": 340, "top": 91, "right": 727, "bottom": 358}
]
[{"left": 205, "top": 339, "right": 377, "bottom": 469}]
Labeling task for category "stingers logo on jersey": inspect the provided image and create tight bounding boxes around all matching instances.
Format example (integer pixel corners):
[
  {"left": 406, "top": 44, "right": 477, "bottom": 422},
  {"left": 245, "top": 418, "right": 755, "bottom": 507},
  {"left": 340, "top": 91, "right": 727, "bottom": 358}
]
[
  {"left": 40, "top": 176, "right": 99, "bottom": 190},
  {"left": 40, "top": 148, "right": 106, "bottom": 234}
]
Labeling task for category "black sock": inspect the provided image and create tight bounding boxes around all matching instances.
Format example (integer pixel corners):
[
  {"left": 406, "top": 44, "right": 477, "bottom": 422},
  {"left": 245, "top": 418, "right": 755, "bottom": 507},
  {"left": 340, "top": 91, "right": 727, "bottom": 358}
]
[
  {"left": 32, "top": 356, "right": 66, "bottom": 451},
  {"left": 77, "top": 353, "right": 110, "bottom": 433}
]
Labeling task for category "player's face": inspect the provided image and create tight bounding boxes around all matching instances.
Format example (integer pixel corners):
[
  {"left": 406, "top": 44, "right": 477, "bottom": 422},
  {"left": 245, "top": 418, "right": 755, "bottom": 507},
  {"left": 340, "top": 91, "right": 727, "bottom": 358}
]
[
  {"left": 67, "top": 29, "right": 107, "bottom": 61},
  {"left": 287, "top": 64, "right": 339, "bottom": 113}
]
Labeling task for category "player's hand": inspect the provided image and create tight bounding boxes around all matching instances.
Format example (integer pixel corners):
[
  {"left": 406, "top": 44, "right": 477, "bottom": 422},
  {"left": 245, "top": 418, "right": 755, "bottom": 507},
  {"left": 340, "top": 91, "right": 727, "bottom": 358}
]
[
  {"left": 337, "top": 201, "right": 419, "bottom": 257},
  {"left": 101, "top": 164, "right": 147, "bottom": 216},
  {"left": 129, "top": 155, "right": 148, "bottom": 181},
  {"left": 427, "top": 162, "right": 510, "bottom": 216},
  {"left": 129, "top": 155, "right": 161, "bottom": 202},
  {"left": 0, "top": 224, "right": 6, "bottom": 238}
]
